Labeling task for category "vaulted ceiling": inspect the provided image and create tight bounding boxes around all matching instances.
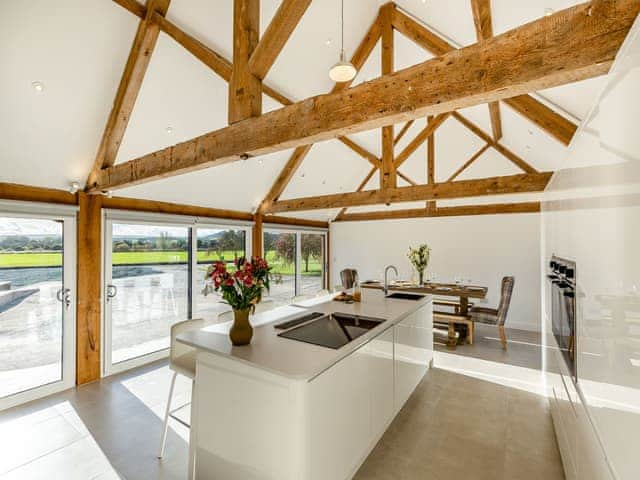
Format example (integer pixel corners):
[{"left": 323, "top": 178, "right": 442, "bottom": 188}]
[{"left": 0, "top": 0, "right": 608, "bottom": 220}]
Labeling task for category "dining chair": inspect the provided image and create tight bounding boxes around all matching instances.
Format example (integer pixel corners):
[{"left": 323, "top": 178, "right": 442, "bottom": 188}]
[
  {"left": 469, "top": 276, "right": 515, "bottom": 350},
  {"left": 340, "top": 269, "right": 358, "bottom": 290}
]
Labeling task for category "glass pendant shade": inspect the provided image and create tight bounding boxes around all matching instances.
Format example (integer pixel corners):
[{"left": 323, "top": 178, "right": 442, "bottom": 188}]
[{"left": 329, "top": 50, "right": 356, "bottom": 82}]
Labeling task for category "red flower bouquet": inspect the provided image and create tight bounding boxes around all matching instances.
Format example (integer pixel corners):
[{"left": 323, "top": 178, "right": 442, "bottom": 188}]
[{"left": 210, "top": 256, "right": 271, "bottom": 310}]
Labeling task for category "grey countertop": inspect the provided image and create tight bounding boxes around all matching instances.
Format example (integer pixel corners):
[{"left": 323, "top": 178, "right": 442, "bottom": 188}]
[{"left": 176, "top": 289, "right": 432, "bottom": 381}]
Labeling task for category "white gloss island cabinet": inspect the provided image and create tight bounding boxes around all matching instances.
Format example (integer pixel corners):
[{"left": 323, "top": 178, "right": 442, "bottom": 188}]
[{"left": 178, "top": 293, "right": 433, "bottom": 480}]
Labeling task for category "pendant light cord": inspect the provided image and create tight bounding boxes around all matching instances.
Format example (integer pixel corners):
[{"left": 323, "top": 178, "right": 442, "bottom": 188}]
[{"left": 340, "top": 0, "right": 345, "bottom": 55}]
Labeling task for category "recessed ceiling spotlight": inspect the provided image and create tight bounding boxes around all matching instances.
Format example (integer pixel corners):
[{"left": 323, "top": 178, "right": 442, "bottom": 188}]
[
  {"left": 32, "top": 81, "right": 45, "bottom": 93},
  {"left": 165, "top": 126, "right": 173, "bottom": 134},
  {"left": 526, "top": 145, "right": 532, "bottom": 150},
  {"left": 421, "top": 0, "right": 427, "bottom": 4},
  {"left": 528, "top": 129, "right": 534, "bottom": 135},
  {"left": 545, "top": 8, "right": 554, "bottom": 16},
  {"left": 325, "top": 38, "right": 332, "bottom": 46},
  {"left": 322, "top": 180, "right": 326, "bottom": 185},
  {"left": 301, "top": 173, "right": 305, "bottom": 178},
  {"left": 69, "top": 182, "right": 80, "bottom": 194},
  {"left": 258, "top": 158, "right": 263, "bottom": 164}
]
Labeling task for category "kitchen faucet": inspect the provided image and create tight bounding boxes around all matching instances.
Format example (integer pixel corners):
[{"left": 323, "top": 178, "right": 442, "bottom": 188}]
[{"left": 384, "top": 265, "right": 398, "bottom": 296}]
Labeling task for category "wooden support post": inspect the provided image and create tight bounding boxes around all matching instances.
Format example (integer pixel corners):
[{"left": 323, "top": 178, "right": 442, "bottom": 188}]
[
  {"left": 380, "top": 4, "right": 396, "bottom": 189},
  {"left": 426, "top": 115, "right": 435, "bottom": 212},
  {"left": 252, "top": 213, "right": 263, "bottom": 257},
  {"left": 76, "top": 193, "right": 102, "bottom": 384},
  {"left": 229, "top": 0, "right": 261, "bottom": 124},
  {"left": 470, "top": 0, "right": 503, "bottom": 140}
]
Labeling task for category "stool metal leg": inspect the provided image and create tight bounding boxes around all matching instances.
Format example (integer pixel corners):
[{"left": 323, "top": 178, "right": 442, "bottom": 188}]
[{"left": 158, "top": 371, "right": 178, "bottom": 459}]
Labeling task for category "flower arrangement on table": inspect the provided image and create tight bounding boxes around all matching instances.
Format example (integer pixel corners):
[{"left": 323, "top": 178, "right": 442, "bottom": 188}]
[
  {"left": 407, "top": 244, "right": 431, "bottom": 285},
  {"left": 208, "top": 256, "right": 271, "bottom": 345}
]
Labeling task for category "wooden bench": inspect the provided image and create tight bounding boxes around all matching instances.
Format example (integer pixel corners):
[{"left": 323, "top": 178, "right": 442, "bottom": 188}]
[
  {"left": 433, "top": 310, "right": 475, "bottom": 346},
  {"left": 433, "top": 298, "right": 474, "bottom": 314}
]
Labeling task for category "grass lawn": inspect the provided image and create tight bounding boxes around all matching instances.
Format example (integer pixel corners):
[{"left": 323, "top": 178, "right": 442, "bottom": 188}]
[{"left": 0, "top": 250, "right": 323, "bottom": 276}]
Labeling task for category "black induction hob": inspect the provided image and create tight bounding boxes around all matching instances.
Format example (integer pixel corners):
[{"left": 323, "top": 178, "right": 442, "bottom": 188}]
[{"left": 277, "top": 312, "right": 385, "bottom": 349}]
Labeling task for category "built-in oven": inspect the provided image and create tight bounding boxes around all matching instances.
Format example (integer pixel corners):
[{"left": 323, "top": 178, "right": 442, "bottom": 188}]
[{"left": 548, "top": 256, "right": 576, "bottom": 381}]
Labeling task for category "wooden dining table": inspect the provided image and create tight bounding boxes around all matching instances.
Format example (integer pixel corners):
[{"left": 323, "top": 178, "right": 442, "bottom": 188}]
[{"left": 361, "top": 281, "right": 489, "bottom": 347}]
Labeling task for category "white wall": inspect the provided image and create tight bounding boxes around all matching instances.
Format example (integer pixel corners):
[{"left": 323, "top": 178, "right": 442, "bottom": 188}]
[
  {"left": 330, "top": 213, "right": 542, "bottom": 331},
  {"left": 541, "top": 17, "right": 640, "bottom": 480}
]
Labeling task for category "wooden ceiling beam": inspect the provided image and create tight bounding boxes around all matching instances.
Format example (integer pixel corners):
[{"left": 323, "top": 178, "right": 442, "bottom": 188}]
[
  {"left": 452, "top": 112, "right": 537, "bottom": 173},
  {"left": 93, "top": 0, "right": 636, "bottom": 192},
  {"left": 229, "top": 0, "right": 261, "bottom": 124},
  {"left": 503, "top": 95, "right": 578, "bottom": 145},
  {"left": 334, "top": 166, "right": 378, "bottom": 220},
  {"left": 426, "top": 114, "right": 435, "bottom": 212},
  {"left": 153, "top": 13, "right": 231, "bottom": 82},
  {"left": 393, "top": 120, "right": 414, "bottom": 146},
  {"left": 87, "top": 0, "right": 171, "bottom": 187},
  {"left": 447, "top": 143, "right": 491, "bottom": 182},
  {"left": 247, "top": 0, "right": 312, "bottom": 80},
  {"left": 336, "top": 137, "right": 380, "bottom": 167},
  {"left": 334, "top": 201, "right": 541, "bottom": 222},
  {"left": 391, "top": 3, "right": 577, "bottom": 145},
  {"left": 259, "top": 144, "right": 312, "bottom": 213},
  {"left": 470, "top": 0, "right": 502, "bottom": 141},
  {"left": 394, "top": 113, "right": 450, "bottom": 168},
  {"left": 265, "top": 172, "right": 552, "bottom": 213},
  {"left": 260, "top": 13, "right": 383, "bottom": 214},
  {"left": 380, "top": 3, "right": 396, "bottom": 189},
  {"left": 117, "top": 1, "right": 378, "bottom": 177}
]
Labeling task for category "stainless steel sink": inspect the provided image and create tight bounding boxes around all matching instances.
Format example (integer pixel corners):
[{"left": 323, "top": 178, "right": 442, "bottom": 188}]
[{"left": 385, "top": 292, "right": 425, "bottom": 301}]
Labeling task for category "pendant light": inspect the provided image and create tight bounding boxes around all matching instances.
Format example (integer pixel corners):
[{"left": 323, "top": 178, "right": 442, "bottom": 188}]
[{"left": 329, "top": 0, "right": 356, "bottom": 82}]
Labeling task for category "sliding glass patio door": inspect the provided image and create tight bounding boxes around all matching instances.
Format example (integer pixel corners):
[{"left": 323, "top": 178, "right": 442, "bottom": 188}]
[
  {"left": 263, "top": 228, "right": 327, "bottom": 304},
  {"left": 103, "top": 219, "right": 190, "bottom": 374},
  {"left": 0, "top": 206, "right": 76, "bottom": 410},
  {"left": 102, "top": 212, "right": 252, "bottom": 375}
]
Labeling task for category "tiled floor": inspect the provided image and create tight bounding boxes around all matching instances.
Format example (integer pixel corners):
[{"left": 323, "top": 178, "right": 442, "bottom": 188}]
[{"left": 0, "top": 325, "right": 564, "bottom": 479}]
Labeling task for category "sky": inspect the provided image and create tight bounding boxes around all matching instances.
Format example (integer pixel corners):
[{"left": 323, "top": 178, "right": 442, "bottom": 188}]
[{"left": 0, "top": 217, "right": 62, "bottom": 236}]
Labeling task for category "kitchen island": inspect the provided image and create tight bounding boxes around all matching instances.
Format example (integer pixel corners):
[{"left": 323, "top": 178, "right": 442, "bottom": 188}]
[{"left": 177, "top": 289, "right": 433, "bottom": 480}]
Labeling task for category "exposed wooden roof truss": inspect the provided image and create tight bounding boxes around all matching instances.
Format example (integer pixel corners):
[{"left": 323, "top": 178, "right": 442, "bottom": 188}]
[{"left": 86, "top": 0, "right": 639, "bottom": 222}]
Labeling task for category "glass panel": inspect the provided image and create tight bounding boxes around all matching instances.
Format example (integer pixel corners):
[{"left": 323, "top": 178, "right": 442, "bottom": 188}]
[
  {"left": 300, "top": 233, "right": 325, "bottom": 296},
  {"left": 110, "top": 223, "right": 189, "bottom": 364},
  {"left": 0, "top": 218, "right": 63, "bottom": 398},
  {"left": 194, "top": 227, "right": 246, "bottom": 319},
  {"left": 264, "top": 231, "right": 296, "bottom": 304}
]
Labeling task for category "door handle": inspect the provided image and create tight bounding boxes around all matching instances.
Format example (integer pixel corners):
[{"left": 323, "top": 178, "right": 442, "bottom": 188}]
[
  {"left": 56, "top": 288, "right": 72, "bottom": 310},
  {"left": 106, "top": 284, "right": 118, "bottom": 302}
]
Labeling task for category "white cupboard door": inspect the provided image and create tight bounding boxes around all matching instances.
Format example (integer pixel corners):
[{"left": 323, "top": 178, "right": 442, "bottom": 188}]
[
  {"left": 394, "top": 307, "right": 432, "bottom": 413},
  {"left": 308, "top": 350, "right": 369, "bottom": 480},
  {"left": 364, "top": 327, "right": 395, "bottom": 441}
]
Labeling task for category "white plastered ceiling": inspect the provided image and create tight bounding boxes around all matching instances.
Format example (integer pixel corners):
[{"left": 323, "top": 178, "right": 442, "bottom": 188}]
[{"left": 0, "top": 0, "right": 608, "bottom": 220}]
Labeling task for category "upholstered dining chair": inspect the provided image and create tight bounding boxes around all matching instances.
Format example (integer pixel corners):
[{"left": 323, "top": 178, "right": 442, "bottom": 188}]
[
  {"left": 469, "top": 276, "right": 515, "bottom": 350},
  {"left": 340, "top": 269, "right": 358, "bottom": 290}
]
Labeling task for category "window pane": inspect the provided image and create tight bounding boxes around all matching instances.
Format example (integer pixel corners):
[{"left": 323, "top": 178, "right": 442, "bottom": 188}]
[
  {"left": 0, "top": 218, "right": 63, "bottom": 398},
  {"left": 110, "top": 224, "right": 189, "bottom": 364},
  {"left": 195, "top": 228, "right": 246, "bottom": 319},
  {"left": 264, "top": 231, "right": 296, "bottom": 304},
  {"left": 300, "top": 233, "right": 325, "bottom": 295}
]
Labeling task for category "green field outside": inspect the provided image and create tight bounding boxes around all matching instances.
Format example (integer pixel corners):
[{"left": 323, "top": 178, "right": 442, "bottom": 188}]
[{"left": 0, "top": 250, "right": 322, "bottom": 276}]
